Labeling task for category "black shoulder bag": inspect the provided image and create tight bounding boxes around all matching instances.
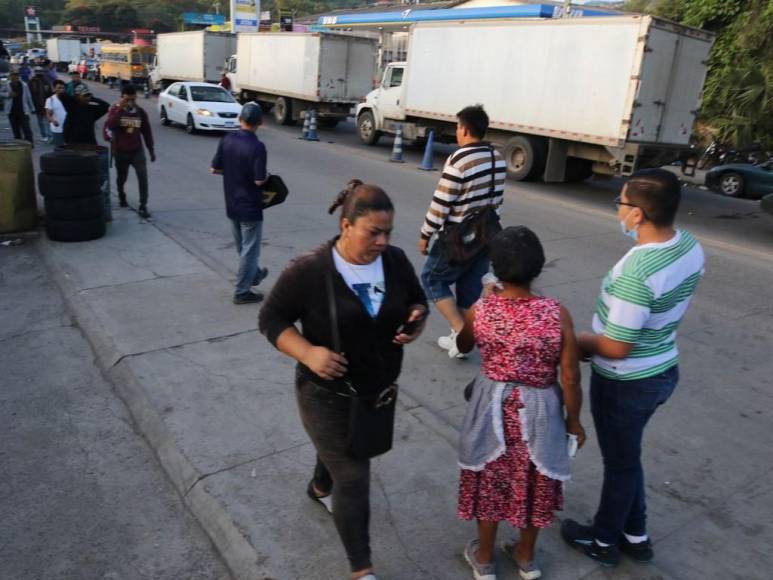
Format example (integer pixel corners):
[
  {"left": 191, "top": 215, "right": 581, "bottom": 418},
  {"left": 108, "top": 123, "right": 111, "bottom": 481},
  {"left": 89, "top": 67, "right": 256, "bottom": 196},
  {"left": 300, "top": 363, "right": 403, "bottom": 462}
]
[
  {"left": 437, "top": 147, "right": 502, "bottom": 265},
  {"left": 326, "top": 272, "right": 398, "bottom": 460},
  {"left": 262, "top": 174, "right": 289, "bottom": 209}
]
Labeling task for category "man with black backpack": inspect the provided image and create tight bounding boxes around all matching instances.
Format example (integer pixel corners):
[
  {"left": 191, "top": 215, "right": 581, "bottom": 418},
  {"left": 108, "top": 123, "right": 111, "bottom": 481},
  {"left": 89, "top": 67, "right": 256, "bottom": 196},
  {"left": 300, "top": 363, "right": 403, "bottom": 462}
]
[{"left": 417, "top": 105, "right": 507, "bottom": 359}]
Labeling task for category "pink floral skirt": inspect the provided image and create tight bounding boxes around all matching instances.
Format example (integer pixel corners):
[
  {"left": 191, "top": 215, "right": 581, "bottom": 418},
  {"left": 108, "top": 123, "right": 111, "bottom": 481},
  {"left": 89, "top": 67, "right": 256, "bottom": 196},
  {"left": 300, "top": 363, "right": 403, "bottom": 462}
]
[{"left": 458, "top": 389, "right": 563, "bottom": 528}]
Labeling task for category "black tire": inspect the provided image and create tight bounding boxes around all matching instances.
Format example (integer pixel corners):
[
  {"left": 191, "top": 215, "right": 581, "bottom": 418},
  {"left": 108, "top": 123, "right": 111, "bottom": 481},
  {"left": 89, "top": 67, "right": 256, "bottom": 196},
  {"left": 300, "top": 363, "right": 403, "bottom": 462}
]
[
  {"left": 185, "top": 114, "right": 197, "bottom": 135},
  {"left": 45, "top": 195, "right": 104, "bottom": 221},
  {"left": 274, "top": 97, "right": 294, "bottom": 126},
  {"left": 160, "top": 106, "right": 170, "bottom": 126},
  {"left": 40, "top": 150, "right": 100, "bottom": 176},
  {"left": 503, "top": 135, "right": 548, "bottom": 181},
  {"left": 357, "top": 111, "right": 381, "bottom": 146},
  {"left": 38, "top": 172, "right": 101, "bottom": 199},
  {"left": 46, "top": 216, "right": 106, "bottom": 242},
  {"left": 564, "top": 158, "right": 594, "bottom": 182},
  {"left": 718, "top": 172, "right": 745, "bottom": 197}
]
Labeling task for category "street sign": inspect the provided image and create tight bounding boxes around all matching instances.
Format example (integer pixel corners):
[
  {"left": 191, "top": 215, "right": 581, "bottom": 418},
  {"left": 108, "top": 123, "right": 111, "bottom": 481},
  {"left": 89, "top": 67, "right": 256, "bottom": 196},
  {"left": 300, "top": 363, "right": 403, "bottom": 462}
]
[
  {"left": 231, "top": 0, "right": 260, "bottom": 33},
  {"left": 183, "top": 12, "right": 227, "bottom": 25}
]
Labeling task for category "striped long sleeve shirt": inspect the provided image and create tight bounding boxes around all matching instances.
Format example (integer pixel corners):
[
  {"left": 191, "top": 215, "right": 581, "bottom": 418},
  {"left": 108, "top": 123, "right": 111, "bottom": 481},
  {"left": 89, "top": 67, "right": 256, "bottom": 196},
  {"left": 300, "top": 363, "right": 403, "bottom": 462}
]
[{"left": 420, "top": 142, "right": 507, "bottom": 241}]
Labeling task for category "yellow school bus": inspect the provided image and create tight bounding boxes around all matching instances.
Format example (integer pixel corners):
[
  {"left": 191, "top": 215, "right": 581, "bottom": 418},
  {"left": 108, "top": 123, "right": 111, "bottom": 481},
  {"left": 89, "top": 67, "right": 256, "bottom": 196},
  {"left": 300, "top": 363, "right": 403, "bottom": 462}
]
[{"left": 99, "top": 43, "right": 156, "bottom": 85}]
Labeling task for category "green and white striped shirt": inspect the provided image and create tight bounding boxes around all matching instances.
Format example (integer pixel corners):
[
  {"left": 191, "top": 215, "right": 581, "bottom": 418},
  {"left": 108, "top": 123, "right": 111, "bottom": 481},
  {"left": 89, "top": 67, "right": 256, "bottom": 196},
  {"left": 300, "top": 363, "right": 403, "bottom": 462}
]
[{"left": 592, "top": 230, "right": 705, "bottom": 380}]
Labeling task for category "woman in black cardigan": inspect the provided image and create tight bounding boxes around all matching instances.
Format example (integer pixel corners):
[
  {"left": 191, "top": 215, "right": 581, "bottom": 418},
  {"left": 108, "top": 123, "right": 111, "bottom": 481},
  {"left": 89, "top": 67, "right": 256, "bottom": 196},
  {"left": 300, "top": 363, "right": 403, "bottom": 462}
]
[{"left": 259, "top": 180, "right": 428, "bottom": 580}]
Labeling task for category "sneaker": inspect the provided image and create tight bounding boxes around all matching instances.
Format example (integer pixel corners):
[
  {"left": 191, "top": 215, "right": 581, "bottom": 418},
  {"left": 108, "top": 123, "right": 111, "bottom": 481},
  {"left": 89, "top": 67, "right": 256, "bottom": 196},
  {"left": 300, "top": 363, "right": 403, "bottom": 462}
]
[
  {"left": 438, "top": 330, "right": 466, "bottom": 359},
  {"left": 561, "top": 519, "right": 620, "bottom": 567},
  {"left": 233, "top": 291, "right": 264, "bottom": 305},
  {"left": 119, "top": 197, "right": 129, "bottom": 208},
  {"left": 252, "top": 267, "right": 269, "bottom": 287},
  {"left": 463, "top": 539, "right": 497, "bottom": 580},
  {"left": 138, "top": 207, "right": 151, "bottom": 219},
  {"left": 620, "top": 536, "right": 654, "bottom": 563}
]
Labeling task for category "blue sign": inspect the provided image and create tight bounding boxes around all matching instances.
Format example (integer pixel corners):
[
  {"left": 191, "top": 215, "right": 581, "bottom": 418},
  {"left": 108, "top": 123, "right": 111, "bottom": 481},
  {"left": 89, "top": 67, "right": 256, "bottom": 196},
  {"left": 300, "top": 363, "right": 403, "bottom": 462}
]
[{"left": 183, "top": 12, "right": 226, "bottom": 25}]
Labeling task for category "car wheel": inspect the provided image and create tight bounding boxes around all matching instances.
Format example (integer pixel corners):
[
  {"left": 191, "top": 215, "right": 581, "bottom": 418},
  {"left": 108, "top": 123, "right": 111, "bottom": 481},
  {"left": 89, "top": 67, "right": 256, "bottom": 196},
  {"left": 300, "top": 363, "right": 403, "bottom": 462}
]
[
  {"left": 186, "top": 114, "right": 197, "bottom": 135},
  {"left": 160, "top": 106, "right": 170, "bottom": 126},
  {"left": 718, "top": 172, "right": 744, "bottom": 197},
  {"left": 357, "top": 111, "right": 381, "bottom": 146}
]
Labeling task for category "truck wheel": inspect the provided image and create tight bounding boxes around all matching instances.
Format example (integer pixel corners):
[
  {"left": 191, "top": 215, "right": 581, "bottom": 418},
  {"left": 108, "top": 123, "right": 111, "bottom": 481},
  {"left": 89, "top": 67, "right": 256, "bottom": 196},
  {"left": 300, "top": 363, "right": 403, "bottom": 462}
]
[
  {"left": 503, "top": 135, "right": 547, "bottom": 181},
  {"left": 564, "top": 158, "right": 594, "bottom": 182},
  {"left": 274, "top": 97, "right": 295, "bottom": 125},
  {"left": 160, "top": 106, "right": 170, "bottom": 126},
  {"left": 186, "top": 114, "right": 197, "bottom": 135},
  {"left": 357, "top": 111, "right": 381, "bottom": 146}
]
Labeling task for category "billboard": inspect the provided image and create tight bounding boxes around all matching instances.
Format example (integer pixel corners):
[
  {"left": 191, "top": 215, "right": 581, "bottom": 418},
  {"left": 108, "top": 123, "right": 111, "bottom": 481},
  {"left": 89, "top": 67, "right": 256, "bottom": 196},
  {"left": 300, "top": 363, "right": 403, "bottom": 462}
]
[
  {"left": 231, "top": 0, "right": 260, "bottom": 33},
  {"left": 183, "top": 12, "right": 227, "bottom": 25}
]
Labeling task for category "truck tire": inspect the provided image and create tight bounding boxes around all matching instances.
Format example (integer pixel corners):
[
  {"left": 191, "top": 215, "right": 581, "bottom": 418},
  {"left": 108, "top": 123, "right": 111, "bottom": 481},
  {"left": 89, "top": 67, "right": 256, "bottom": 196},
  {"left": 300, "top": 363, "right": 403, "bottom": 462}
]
[
  {"left": 38, "top": 173, "right": 101, "bottom": 199},
  {"left": 45, "top": 216, "right": 106, "bottom": 242},
  {"left": 160, "top": 106, "right": 171, "bottom": 126},
  {"left": 274, "top": 97, "right": 295, "bottom": 125},
  {"left": 45, "top": 195, "right": 104, "bottom": 221},
  {"left": 503, "top": 135, "right": 547, "bottom": 181},
  {"left": 564, "top": 158, "right": 594, "bottom": 182},
  {"left": 357, "top": 111, "right": 381, "bottom": 146},
  {"left": 40, "top": 150, "right": 100, "bottom": 176}
]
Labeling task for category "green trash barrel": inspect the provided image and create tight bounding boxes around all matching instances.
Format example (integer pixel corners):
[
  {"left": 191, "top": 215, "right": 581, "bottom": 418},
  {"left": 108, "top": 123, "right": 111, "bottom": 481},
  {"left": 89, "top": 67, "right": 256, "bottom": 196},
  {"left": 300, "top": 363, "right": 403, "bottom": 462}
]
[{"left": 0, "top": 140, "right": 38, "bottom": 233}]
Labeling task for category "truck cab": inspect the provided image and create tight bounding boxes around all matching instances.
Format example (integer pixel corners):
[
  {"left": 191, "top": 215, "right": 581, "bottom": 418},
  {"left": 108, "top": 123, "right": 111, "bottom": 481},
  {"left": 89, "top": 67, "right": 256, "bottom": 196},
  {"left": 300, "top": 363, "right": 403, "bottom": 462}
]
[{"left": 356, "top": 62, "right": 409, "bottom": 145}]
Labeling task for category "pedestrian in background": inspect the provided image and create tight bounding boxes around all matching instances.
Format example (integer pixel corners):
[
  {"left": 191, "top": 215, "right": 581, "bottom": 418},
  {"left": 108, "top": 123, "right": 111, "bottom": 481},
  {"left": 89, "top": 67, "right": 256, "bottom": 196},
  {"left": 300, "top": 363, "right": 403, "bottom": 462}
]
[
  {"left": 259, "top": 180, "right": 428, "bottom": 580},
  {"left": 2, "top": 70, "right": 34, "bottom": 144},
  {"left": 45, "top": 79, "right": 67, "bottom": 147},
  {"left": 46, "top": 60, "right": 58, "bottom": 85},
  {"left": 455, "top": 226, "right": 585, "bottom": 580},
  {"left": 219, "top": 72, "right": 231, "bottom": 92},
  {"left": 19, "top": 60, "right": 31, "bottom": 82},
  {"left": 105, "top": 84, "right": 155, "bottom": 219},
  {"left": 28, "top": 66, "right": 52, "bottom": 143},
  {"left": 210, "top": 102, "right": 269, "bottom": 304},
  {"left": 418, "top": 105, "right": 506, "bottom": 359},
  {"left": 562, "top": 169, "right": 705, "bottom": 567},
  {"left": 59, "top": 83, "right": 110, "bottom": 145},
  {"left": 65, "top": 70, "right": 83, "bottom": 96}
]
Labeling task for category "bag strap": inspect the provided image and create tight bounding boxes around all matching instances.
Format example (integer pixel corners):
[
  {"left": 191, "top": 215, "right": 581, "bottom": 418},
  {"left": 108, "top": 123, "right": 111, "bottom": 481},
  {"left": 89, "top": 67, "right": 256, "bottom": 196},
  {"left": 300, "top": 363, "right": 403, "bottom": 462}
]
[
  {"left": 325, "top": 271, "right": 341, "bottom": 353},
  {"left": 489, "top": 147, "right": 496, "bottom": 196}
]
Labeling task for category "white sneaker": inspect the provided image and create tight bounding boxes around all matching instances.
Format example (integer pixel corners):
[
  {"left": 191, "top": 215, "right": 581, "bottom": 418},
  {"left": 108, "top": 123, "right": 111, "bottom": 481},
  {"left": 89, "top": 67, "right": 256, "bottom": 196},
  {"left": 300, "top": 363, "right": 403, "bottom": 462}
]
[{"left": 438, "top": 331, "right": 465, "bottom": 359}]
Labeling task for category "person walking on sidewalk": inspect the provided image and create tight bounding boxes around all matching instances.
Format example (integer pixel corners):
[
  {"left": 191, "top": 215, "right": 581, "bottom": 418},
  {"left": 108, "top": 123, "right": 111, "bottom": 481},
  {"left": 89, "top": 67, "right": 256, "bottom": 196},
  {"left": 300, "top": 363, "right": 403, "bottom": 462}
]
[
  {"left": 418, "top": 104, "right": 506, "bottom": 359},
  {"left": 210, "top": 102, "right": 269, "bottom": 304},
  {"left": 27, "top": 66, "right": 52, "bottom": 143},
  {"left": 562, "top": 169, "right": 705, "bottom": 567},
  {"left": 59, "top": 83, "right": 110, "bottom": 145},
  {"left": 65, "top": 70, "right": 83, "bottom": 96},
  {"left": 2, "top": 70, "right": 34, "bottom": 144},
  {"left": 258, "top": 180, "right": 428, "bottom": 580},
  {"left": 455, "top": 226, "right": 585, "bottom": 580},
  {"left": 105, "top": 84, "right": 155, "bottom": 219},
  {"left": 45, "top": 79, "right": 67, "bottom": 147}
]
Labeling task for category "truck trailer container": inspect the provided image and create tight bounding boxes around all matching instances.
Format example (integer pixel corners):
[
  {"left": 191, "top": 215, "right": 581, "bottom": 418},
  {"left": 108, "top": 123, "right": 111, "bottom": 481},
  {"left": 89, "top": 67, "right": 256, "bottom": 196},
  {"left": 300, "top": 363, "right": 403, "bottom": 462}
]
[
  {"left": 150, "top": 31, "right": 236, "bottom": 92},
  {"left": 46, "top": 38, "right": 82, "bottom": 71}
]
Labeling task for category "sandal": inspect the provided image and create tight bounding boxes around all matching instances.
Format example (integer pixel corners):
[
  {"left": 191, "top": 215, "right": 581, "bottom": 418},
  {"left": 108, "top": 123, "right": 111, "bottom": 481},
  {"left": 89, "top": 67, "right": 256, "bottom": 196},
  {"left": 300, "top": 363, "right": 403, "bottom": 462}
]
[
  {"left": 500, "top": 541, "right": 542, "bottom": 580},
  {"left": 306, "top": 479, "right": 333, "bottom": 514}
]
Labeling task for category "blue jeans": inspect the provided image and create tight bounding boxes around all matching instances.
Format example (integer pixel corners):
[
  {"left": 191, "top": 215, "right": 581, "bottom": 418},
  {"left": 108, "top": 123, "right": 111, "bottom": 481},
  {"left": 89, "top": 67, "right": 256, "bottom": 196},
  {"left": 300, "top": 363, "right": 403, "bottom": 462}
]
[
  {"left": 35, "top": 114, "right": 51, "bottom": 140},
  {"left": 420, "top": 240, "right": 490, "bottom": 309},
  {"left": 591, "top": 365, "right": 679, "bottom": 544},
  {"left": 230, "top": 219, "right": 263, "bottom": 297}
]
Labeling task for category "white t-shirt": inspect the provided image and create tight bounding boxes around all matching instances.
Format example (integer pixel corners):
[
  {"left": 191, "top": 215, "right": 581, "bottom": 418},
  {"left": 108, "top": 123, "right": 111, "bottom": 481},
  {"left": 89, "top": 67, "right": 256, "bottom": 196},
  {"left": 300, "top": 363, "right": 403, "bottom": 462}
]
[
  {"left": 45, "top": 95, "right": 66, "bottom": 133},
  {"left": 332, "top": 247, "right": 385, "bottom": 318}
]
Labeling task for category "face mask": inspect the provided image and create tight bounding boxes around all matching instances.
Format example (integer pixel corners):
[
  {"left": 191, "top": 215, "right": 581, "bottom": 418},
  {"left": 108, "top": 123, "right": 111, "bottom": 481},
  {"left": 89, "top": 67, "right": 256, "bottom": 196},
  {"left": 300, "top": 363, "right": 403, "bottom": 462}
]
[{"left": 619, "top": 212, "right": 639, "bottom": 241}]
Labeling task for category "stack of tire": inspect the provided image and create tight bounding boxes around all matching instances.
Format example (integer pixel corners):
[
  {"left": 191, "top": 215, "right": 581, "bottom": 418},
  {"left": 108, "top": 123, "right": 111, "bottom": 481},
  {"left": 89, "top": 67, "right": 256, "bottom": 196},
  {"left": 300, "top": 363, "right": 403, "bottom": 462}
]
[{"left": 38, "top": 149, "right": 106, "bottom": 242}]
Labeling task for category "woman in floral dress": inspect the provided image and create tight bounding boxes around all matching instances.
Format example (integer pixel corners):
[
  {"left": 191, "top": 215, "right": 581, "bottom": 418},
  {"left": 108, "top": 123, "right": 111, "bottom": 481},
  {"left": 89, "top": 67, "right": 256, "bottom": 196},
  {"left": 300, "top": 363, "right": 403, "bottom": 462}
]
[{"left": 455, "top": 226, "right": 586, "bottom": 580}]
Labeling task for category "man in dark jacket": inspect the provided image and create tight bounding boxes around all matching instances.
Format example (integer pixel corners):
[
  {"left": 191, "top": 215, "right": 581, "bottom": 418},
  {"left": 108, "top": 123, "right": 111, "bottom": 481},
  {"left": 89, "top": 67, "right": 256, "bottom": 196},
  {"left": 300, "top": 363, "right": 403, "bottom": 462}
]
[
  {"left": 59, "top": 83, "right": 110, "bottom": 145},
  {"left": 105, "top": 84, "right": 155, "bottom": 219},
  {"left": 210, "top": 102, "right": 269, "bottom": 304},
  {"left": 27, "top": 66, "right": 52, "bottom": 142}
]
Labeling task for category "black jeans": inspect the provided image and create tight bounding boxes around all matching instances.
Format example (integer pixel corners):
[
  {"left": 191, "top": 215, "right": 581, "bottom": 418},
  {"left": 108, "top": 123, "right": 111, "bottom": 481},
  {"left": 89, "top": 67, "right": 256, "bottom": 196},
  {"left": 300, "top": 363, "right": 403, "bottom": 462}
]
[
  {"left": 591, "top": 366, "right": 679, "bottom": 544},
  {"left": 9, "top": 113, "right": 33, "bottom": 144},
  {"left": 115, "top": 149, "right": 149, "bottom": 207},
  {"left": 296, "top": 375, "right": 371, "bottom": 572}
]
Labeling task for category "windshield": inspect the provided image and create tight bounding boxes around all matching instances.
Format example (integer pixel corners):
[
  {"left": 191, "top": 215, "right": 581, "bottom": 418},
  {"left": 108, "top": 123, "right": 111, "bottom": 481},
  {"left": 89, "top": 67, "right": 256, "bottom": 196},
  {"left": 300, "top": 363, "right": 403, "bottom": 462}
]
[
  {"left": 131, "top": 53, "right": 141, "bottom": 65},
  {"left": 190, "top": 86, "right": 235, "bottom": 103}
]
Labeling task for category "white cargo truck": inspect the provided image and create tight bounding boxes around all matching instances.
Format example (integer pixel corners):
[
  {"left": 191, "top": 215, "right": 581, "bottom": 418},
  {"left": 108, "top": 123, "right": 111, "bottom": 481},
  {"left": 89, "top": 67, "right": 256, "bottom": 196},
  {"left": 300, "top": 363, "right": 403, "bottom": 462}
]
[
  {"left": 355, "top": 15, "right": 714, "bottom": 181},
  {"left": 46, "top": 38, "right": 82, "bottom": 71},
  {"left": 149, "top": 31, "right": 236, "bottom": 92},
  {"left": 232, "top": 32, "right": 379, "bottom": 126}
]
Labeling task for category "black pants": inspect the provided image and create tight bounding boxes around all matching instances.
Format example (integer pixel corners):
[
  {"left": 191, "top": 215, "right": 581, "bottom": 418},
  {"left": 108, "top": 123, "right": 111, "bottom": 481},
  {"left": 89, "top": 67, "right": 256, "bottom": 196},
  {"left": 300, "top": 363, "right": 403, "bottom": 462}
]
[
  {"left": 9, "top": 113, "right": 33, "bottom": 144},
  {"left": 115, "top": 149, "right": 149, "bottom": 208},
  {"left": 296, "top": 375, "right": 371, "bottom": 572}
]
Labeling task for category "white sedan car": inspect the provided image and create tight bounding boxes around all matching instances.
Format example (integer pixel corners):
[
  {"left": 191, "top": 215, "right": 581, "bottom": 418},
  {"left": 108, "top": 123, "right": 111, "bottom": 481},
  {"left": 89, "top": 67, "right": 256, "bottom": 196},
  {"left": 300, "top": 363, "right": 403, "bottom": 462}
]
[{"left": 158, "top": 82, "right": 242, "bottom": 134}]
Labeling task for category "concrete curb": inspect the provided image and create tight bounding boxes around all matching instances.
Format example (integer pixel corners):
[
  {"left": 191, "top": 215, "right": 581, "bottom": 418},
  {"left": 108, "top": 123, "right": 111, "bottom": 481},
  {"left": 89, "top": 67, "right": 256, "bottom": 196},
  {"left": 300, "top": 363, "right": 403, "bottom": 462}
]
[{"left": 36, "top": 234, "right": 270, "bottom": 580}]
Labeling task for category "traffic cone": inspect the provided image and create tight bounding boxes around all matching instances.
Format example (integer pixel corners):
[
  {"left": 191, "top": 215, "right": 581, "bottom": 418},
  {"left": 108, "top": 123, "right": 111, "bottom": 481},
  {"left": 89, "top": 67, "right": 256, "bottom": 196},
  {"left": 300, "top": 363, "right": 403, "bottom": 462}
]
[
  {"left": 306, "top": 109, "right": 319, "bottom": 142},
  {"left": 390, "top": 125, "right": 405, "bottom": 163},
  {"left": 143, "top": 83, "right": 150, "bottom": 98},
  {"left": 418, "top": 129, "right": 436, "bottom": 171},
  {"left": 299, "top": 111, "right": 310, "bottom": 140}
]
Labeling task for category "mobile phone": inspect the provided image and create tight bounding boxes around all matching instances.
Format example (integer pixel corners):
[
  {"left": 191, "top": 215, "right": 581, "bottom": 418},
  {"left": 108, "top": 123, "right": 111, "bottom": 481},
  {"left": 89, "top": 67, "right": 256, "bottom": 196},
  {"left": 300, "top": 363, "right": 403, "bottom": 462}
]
[
  {"left": 397, "top": 311, "right": 428, "bottom": 335},
  {"left": 567, "top": 433, "right": 578, "bottom": 458}
]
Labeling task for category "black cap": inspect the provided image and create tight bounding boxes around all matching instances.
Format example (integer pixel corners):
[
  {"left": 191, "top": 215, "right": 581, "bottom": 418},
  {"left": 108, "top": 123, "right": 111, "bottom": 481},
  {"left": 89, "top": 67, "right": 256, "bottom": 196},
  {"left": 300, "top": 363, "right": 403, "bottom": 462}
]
[{"left": 240, "top": 101, "right": 263, "bottom": 126}]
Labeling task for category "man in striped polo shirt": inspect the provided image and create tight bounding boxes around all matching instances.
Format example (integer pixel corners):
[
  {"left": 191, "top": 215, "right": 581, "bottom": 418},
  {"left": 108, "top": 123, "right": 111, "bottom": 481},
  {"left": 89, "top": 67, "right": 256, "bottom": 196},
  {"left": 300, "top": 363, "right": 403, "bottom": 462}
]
[
  {"left": 418, "top": 105, "right": 506, "bottom": 358},
  {"left": 562, "top": 169, "right": 705, "bottom": 566}
]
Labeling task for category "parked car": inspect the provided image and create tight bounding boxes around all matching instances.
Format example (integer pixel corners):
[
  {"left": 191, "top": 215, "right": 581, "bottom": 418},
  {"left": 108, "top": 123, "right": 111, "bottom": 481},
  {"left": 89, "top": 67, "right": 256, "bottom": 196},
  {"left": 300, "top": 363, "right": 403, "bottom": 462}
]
[
  {"left": 157, "top": 82, "right": 242, "bottom": 134},
  {"left": 705, "top": 161, "right": 773, "bottom": 199}
]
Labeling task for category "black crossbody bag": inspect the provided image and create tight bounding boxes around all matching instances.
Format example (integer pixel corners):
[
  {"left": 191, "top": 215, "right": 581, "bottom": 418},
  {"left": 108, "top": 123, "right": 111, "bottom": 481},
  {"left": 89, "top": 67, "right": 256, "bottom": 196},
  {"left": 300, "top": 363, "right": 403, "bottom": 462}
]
[
  {"left": 437, "top": 147, "right": 502, "bottom": 265},
  {"left": 326, "top": 273, "right": 397, "bottom": 460}
]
